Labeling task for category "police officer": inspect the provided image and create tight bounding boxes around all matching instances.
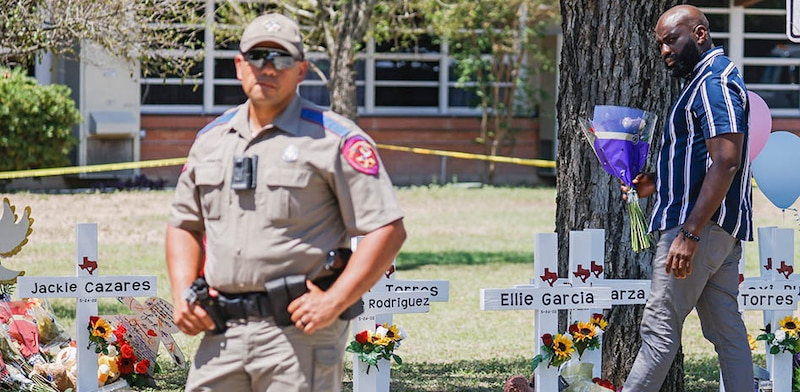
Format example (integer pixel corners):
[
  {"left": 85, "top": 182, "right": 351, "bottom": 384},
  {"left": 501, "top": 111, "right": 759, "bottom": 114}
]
[{"left": 166, "top": 13, "right": 406, "bottom": 392}]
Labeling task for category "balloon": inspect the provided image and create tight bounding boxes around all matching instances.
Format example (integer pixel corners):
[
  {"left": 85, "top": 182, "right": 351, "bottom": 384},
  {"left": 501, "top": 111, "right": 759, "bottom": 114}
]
[
  {"left": 748, "top": 91, "right": 772, "bottom": 162},
  {"left": 751, "top": 131, "right": 800, "bottom": 209}
]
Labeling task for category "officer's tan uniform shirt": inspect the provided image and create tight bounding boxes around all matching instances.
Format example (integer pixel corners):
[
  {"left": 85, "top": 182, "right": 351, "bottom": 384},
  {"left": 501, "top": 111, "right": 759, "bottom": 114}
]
[{"left": 169, "top": 95, "right": 404, "bottom": 294}]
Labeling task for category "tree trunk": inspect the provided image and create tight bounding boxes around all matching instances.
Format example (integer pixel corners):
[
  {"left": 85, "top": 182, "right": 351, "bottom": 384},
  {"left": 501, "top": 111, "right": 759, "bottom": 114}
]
[
  {"left": 326, "top": 0, "right": 376, "bottom": 122},
  {"left": 556, "top": 1, "right": 686, "bottom": 391}
]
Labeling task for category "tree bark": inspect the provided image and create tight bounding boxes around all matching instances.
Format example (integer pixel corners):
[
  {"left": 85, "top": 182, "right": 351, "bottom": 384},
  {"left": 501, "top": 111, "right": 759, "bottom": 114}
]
[
  {"left": 325, "top": 0, "right": 376, "bottom": 122},
  {"left": 556, "top": 1, "right": 686, "bottom": 391}
]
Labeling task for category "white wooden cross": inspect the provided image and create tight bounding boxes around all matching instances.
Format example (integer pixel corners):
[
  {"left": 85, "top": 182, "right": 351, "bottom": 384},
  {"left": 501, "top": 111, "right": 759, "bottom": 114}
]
[
  {"left": 16, "top": 223, "right": 157, "bottom": 392},
  {"left": 737, "top": 227, "right": 798, "bottom": 392},
  {"left": 350, "top": 237, "right": 450, "bottom": 392},
  {"left": 481, "top": 232, "right": 613, "bottom": 392},
  {"left": 566, "top": 229, "right": 650, "bottom": 378}
]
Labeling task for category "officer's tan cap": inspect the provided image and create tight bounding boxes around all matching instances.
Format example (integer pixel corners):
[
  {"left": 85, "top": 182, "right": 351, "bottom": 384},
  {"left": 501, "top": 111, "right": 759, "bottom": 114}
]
[{"left": 240, "top": 13, "right": 304, "bottom": 59}]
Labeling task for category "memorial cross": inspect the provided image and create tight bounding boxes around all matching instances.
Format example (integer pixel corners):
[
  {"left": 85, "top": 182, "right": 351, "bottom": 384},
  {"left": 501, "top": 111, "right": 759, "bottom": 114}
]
[
  {"left": 736, "top": 227, "right": 797, "bottom": 392},
  {"left": 481, "top": 233, "right": 612, "bottom": 392},
  {"left": 16, "top": 223, "right": 157, "bottom": 392},
  {"left": 350, "top": 237, "right": 449, "bottom": 392},
  {"left": 566, "top": 229, "right": 650, "bottom": 378}
]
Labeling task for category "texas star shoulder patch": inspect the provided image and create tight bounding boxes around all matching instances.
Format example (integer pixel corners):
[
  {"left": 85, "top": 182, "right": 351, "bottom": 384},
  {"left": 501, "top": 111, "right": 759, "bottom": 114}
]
[{"left": 343, "top": 136, "right": 379, "bottom": 175}]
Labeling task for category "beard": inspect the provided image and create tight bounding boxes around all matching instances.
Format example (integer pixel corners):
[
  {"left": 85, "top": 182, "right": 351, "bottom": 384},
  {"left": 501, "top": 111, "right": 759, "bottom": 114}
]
[{"left": 666, "top": 44, "right": 702, "bottom": 79}]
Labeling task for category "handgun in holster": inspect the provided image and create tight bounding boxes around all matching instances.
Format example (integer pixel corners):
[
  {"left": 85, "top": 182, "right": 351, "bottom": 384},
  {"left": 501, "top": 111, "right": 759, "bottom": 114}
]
[
  {"left": 264, "top": 248, "right": 364, "bottom": 327},
  {"left": 185, "top": 277, "right": 228, "bottom": 334}
]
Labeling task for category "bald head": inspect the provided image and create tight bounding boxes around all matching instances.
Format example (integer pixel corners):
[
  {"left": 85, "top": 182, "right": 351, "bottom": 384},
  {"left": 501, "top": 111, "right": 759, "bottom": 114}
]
[
  {"left": 657, "top": 5, "right": 709, "bottom": 35},
  {"left": 655, "top": 5, "right": 713, "bottom": 78}
]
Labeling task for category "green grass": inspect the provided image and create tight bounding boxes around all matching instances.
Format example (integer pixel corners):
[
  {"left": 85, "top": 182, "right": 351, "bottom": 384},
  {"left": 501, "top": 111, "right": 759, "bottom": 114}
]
[{"left": 1, "top": 185, "right": 797, "bottom": 391}]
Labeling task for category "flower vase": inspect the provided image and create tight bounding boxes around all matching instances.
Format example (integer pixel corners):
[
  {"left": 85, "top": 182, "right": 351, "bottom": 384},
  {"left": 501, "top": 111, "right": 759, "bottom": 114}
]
[
  {"left": 768, "top": 351, "right": 792, "bottom": 392},
  {"left": 353, "top": 358, "right": 390, "bottom": 392}
]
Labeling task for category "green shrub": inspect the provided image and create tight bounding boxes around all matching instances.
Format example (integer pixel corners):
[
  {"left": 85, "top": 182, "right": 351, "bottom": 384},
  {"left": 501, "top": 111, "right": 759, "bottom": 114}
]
[{"left": 0, "top": 67, "right": 80, "bottom": 171}]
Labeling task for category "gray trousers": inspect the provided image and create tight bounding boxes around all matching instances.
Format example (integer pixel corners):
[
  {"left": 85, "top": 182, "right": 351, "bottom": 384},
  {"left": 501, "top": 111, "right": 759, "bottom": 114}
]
[{"left": 624, "top": 223, "right": 753, "bottom": 392}]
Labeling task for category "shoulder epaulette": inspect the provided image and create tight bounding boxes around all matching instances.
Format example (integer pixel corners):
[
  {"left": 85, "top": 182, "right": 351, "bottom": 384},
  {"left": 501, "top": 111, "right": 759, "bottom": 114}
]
[
  {"left": 300, "top": 108, "right": 352, "bottom": 138},
  {"left": 196, "top": 109, "right": 238, "bottom": 138}
]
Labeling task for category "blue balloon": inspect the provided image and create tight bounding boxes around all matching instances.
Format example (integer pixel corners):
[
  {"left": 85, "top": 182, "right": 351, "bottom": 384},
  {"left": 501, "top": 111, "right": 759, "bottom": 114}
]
[{"left": 752, "top": 131, "right": 800, "bottom": 209}]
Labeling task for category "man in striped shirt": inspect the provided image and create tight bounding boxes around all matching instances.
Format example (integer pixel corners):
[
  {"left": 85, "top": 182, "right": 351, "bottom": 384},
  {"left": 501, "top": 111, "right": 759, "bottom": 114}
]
[{"left": 622, "top": 5, "right": 753, "bottom": 392}]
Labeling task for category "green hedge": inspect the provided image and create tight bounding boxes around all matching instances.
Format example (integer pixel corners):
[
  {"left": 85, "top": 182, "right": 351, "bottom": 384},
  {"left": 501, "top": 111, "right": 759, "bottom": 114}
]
[{"left": 0, "top": 67, "right": 79, "bottom": 171}]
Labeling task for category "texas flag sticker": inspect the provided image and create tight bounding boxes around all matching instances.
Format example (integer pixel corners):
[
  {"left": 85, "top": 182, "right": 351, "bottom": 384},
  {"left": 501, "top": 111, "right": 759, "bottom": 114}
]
[{"left": 343, "top": 136, "right": 379, "bottom": 175}]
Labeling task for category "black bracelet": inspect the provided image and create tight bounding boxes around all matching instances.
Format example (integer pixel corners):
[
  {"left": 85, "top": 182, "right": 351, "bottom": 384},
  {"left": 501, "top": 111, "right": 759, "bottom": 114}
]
[{"left": 679, "top": 227, "right": 700, "bottom": 242}]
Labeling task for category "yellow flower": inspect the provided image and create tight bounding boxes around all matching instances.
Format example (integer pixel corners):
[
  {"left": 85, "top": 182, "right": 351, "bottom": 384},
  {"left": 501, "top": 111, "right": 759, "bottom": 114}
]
[
  {"left": 572, "top": 321, "right": 597, "bottom": 342},
  {"left": 591, "top": 315, "right": 608, "bottom": 331},
  {"left": 779, "top": 315, "right": 800, "bottom": 338},
  {"left": 91, "top": 317, "right": 112, "bottom": 340},
  {"left": 748, "top": 334, "right": 757, "bottom": 351},
  {"left": 385, "top": 324, "right": 402, "bottom": 342},
  {"left": 553, "top": 333, "right": 574, "bottom": 360},
  {"left": 370, "top": 324, "right": 401, "bottom": 346}
]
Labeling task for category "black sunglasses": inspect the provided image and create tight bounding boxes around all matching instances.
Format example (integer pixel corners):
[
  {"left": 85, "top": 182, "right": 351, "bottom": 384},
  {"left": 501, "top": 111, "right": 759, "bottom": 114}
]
[{"left": 242, "top": 49, "right": 297, "bottom": 70}]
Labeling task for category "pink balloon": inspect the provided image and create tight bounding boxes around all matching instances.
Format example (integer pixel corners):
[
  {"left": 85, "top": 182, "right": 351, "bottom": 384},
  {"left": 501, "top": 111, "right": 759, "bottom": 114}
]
[{"left": 748, "top": 91, "right": 772, "bottom": 162}]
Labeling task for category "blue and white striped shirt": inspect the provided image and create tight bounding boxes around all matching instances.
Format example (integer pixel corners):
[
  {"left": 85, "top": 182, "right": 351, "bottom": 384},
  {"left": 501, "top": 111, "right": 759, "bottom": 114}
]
[{"left": 649, "top": 47, "right": 753, "bottom": 241}]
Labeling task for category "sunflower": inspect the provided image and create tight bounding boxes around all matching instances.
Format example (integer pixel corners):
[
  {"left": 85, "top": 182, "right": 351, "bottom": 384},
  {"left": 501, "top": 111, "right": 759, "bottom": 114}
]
[
  {"left": 747, "top": 334, "right": 757, "bottom": 351},
  {"left": 779, "top": 315, "right": 800, "bottom": 338},
  {"left": 91, "top": 317, "right": 112, "bottom": 340},
  {"left": 385, "top": 324, "right": 402, "bottom": 342},
  {"left": 552, "top": 333, "right": 574, "bottom": 361},
  {"left": 591, "top": 314, "right": 609, "bottom": 331},
  {"left": 571, "top": 321, "right": 597, "bottom": 342}
]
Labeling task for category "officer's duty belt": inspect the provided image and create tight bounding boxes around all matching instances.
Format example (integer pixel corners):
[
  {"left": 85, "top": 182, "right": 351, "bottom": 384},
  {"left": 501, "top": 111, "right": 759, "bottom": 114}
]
[{"left": 215, "top": 292, "right": 272, "bottom": 321}]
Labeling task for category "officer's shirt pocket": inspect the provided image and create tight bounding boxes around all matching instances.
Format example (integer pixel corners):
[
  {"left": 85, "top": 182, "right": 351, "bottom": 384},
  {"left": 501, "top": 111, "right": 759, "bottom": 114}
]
[
  {"left": 195, "top": 161, "right": 225, "bottom": 220},
  {"left": 260, "top": 169, "right": 311, "bottom": 221}
]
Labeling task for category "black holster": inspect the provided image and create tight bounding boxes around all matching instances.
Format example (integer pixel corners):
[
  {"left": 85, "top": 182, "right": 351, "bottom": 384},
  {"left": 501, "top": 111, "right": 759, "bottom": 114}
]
[
  {"left": 187, "top": 277, "right": 228, "bottom": 334},
  {"left": 264, "top": 248, "right": 364, "bottom": 326}
]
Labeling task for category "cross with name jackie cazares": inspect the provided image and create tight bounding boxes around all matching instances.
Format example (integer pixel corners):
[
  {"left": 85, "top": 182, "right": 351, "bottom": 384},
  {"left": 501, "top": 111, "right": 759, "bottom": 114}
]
[{"left": 16, "top": 223, "right": 156, "bottom": 392}]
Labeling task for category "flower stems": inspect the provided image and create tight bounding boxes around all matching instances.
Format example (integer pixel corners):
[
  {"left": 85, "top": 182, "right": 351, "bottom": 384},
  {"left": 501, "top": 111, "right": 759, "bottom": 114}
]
[{"left": 627, "top": 189, "right": 652, "bottom": 252}]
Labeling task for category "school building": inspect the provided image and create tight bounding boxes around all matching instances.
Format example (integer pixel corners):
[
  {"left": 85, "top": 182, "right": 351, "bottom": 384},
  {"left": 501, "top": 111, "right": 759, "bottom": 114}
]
[{"left": 16, "top": 0, "right": 800, "bottom": 188}]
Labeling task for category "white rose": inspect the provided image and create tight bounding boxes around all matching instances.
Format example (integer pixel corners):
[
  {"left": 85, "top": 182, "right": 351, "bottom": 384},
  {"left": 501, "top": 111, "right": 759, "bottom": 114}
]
[{"left": 775, "top": 330, "right": 787, "bottom": 342}]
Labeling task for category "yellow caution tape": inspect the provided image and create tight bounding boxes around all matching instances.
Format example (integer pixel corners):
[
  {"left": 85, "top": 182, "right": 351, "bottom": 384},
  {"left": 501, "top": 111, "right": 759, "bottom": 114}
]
[
  {"left": 0, "top": 144, "right": 556, "bottom": 180},
  {"left": 376, "top": 144, "right": 557, "bottom": 168},
  {"left": 0, "top": 158, "right": 187, "bottom": 180}
]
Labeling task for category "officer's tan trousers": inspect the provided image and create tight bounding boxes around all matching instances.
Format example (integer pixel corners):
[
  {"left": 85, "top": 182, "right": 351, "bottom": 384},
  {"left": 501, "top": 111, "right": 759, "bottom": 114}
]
[{"left": 185, "top": 317, "right": 348, "bottom": 392}]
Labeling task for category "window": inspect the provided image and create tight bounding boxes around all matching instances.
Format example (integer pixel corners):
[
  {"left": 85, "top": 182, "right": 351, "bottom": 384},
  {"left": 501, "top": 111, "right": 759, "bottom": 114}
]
[
  {"left": 692, "top": 1, "right": 800, "bottom": 116},
  {"left": 138, "top": 0, "right": 515, "bottom": 116}
]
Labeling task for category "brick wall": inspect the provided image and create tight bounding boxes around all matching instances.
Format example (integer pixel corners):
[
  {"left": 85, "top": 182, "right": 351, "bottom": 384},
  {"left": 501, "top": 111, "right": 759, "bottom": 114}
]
[{"left": 139, "top": 114, "right": 548, "bottom": 186}]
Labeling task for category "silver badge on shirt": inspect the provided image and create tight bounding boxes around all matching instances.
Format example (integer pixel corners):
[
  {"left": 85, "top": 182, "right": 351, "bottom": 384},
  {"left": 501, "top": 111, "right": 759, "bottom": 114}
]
[{"left": 281, "top": 145, "right": 299, "bottom": 162}]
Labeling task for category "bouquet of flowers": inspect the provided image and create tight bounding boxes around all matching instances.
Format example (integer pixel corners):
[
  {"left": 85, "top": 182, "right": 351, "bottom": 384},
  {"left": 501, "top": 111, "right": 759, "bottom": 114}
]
[
  {"left": 87, "top": 316, "right": 155, "bottom": 388},
  {"left": 581, "top": 106, "right": 658, "bottom": 252},
  {"left": 569, "top": 313, "right": 608, "bottom": 358},
  {"left": 755, "top": 315, "right": 800, "bottom": 355},
  {"left": 345, "top": 323, "right": 405, "bottom": 374},
  {"left": 533, "top": 314, "right": 609, "bottom": 370},
  {"left": 532, "top": 333, "right": 574, "bottom": 369}
]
